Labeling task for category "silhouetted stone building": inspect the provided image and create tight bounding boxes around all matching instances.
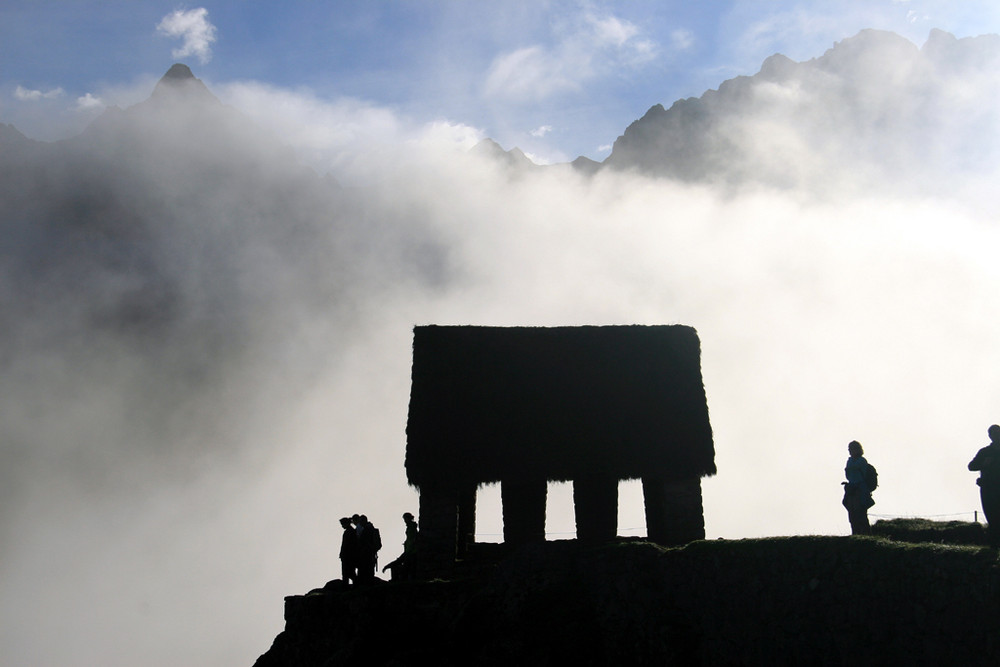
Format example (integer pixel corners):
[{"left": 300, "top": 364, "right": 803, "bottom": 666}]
[{"left": 405, "top": 325, "right": 716, "bottom": 570}]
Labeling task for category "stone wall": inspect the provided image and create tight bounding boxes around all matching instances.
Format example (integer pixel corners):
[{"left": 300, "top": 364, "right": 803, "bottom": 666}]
[{"left": 254, "top": 536, "right": 1000, "bottom": 666}]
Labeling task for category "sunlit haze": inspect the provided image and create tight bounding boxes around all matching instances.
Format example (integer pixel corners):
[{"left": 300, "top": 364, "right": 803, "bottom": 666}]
[{"left": 3, "top": 2, "right": 1000, "bottom": 666}]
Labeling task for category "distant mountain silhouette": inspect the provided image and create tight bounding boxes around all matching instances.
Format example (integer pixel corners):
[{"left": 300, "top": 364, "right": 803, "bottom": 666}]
[
  {"left": 595, "top": 29, "right": 1000, "bottom": 190},
  {"left": 470, "top": 138, "right": 541, "bottom": 172},
  {"left": 0, "top": 122, "right": 36, "bottom": 147},
  {"left": 149, "top": 63, "right": 217, "bottom": 102},
  {"left": 569, "top": 154, "right": 602, "bottom": 175},
  {"left": 468, "top": 30, "right": 1000, "bottom": 191}
]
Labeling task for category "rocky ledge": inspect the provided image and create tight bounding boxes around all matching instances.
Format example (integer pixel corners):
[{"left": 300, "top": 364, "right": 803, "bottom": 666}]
[{"left": 254, "top": 524, "right": 1000, "bottom": 666}]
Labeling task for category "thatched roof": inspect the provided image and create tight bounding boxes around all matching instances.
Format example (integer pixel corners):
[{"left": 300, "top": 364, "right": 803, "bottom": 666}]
[{"left": 405, "top": 325, "right": 715, "bottom": 489}]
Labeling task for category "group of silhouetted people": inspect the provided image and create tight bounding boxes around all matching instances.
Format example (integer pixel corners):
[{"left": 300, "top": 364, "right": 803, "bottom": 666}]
[
  {"left": 339, "top": 512, "right": 418, "bottom": 586},
  {"left": 338, "top": 514, "right": 380, "bottom": 586},
  {"left": 841, "top": 424, "right": 1000, "bottom": 546}
]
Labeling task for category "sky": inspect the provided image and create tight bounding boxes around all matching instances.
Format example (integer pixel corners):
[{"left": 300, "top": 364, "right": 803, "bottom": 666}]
[
  {"left": 4, "top": 0, "right": 1000, "bottom": 161},
  {"left": 3, "top": 2, "right": 1000, "bottom": 667}
]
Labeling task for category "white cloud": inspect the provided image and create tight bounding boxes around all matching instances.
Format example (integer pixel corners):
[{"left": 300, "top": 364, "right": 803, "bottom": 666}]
[
  {"left": 409, "top": 120, "right": 485, "bottom": 152},
  {"left": 157, "top": 8, "right": 217, "bottom": 64},
  {"left": 670, "top": 29, "right": 695, "bottom": 51},
  {"left": 588, "top": 14, "right": 639, "bottom": 47},
  {"left": 586, "top": 12, "right": 658, "bottom": 66},
  {"left": 14, "top": 85, "right": 64, "bottom": 101},
  {"left": 218, "top": 82, "right": 483, "bottom": 183},
  {"left": 483, "top": 46, "right": 579, "bottom": 101},
  {"left": 75, "top": 93, "right": 104, "bottom": 110},
  {"left": 482, "top": 11, "right": 658, "bottom": 102},
  {"left": 530, "top": 125, "right": 553, "bottom": 138}
]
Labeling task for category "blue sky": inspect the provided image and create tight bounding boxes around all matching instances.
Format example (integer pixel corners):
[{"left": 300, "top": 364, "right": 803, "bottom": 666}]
[{"left": 4, "top": 1, "right": 1000, "bottom": 161}]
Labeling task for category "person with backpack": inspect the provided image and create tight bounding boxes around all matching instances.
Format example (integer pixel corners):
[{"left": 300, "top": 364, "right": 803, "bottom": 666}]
[
  {"left": 968, "top": 424, "right": 1000, "bottom": 548},
  {"left": 353, "top": 514, "right": 381, "bottom": 584},
  {"left": 842, "top": 440, "right": 876, "bottom": 535}
]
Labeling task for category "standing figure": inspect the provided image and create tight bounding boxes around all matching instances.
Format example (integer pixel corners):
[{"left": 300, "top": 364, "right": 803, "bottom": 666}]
[
  {"left": 969, "top": 424, "right": 1000, "bottom": 548},
  {"left": 842, "top": 440, "right": 874, "bottom": 535},
  {"left": 382, "top": 512, "right": 420, "bottom": 581},
  {"left": 354, "top": 514, "right": 378, "bottom": 584},
  {"left": 338, "top": 517, "right": 358, "bottom": 586},
  {"left": 403, "top": 512, "right": 419, "bottom": 555}
]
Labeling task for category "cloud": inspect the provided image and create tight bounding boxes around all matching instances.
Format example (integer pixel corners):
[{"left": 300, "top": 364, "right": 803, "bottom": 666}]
[
  {"left": 670, "top": 28, "right": 695, "bottom": 51},
  {"left": 483, "top": 46, "right": 577, "bottom": 100},
  {"left": 75, "top": 93, "right": 103, "bottom": 110},
  {"left": 530, "top": 125, "right": 553, "bottom": 137},
  {"left": 587, "top": 12, "right": 658, "bottom": 65},
  {"left": 482, "top": 10, "right": 657, "bottom": 102},
  {"left": 588, "top": 14, "right": 639, "bottom": 47},
  {"left": 157, "top": 8, "right": 217, "bottom": 64},
  {"left": 217, "top": 81, "right": 483, "bottom": 183},
  {"left": 14, "top": 85, "right": 64, "bottom": 101}
]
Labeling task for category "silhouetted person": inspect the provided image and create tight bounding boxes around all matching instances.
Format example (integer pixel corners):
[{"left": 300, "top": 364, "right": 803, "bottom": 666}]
[
  {"left": 338, "top": 517, "right": 358, "bottom": 586},
  {"left": 969, "top": 424, "right": 1000, "bottom": 547},
  {"left": 382, "top": 512, "right": 419, "bottom": 581},
  {"left": 403, "top": 511, "right": 418, "bottom": 553},
  {"left": 843, "top": 440, "right": 874, "bottom": 535},
  {"left": 354, "top": 514, "right": 379, "bottom": 584}
]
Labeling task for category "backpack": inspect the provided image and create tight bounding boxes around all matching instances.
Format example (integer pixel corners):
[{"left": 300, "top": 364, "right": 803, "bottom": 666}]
[
  {"left": 863, "top": 462, "right": 878, "bottom": 492},
  {"left": 371, "top": 526, "right": 382, "bottom": 552}
]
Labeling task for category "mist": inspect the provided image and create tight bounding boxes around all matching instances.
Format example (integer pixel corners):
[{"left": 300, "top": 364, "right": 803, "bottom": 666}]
[{"left": 3, "top": 32, "right": 1000, "bottom": 666}]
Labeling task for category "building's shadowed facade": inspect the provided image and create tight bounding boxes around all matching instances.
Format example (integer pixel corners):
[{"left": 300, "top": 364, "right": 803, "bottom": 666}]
[{"left": 405, "top": 325, "right": 716, "bottom": 571}]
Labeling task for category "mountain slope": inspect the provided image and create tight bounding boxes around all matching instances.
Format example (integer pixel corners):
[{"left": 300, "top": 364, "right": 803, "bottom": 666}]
[{"left": 601, "top": 29, "right": 1000, "bottom": 192}]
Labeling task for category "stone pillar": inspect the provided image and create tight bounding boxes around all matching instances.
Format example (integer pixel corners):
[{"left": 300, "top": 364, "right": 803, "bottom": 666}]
[
  {"left": 456, "top": 484, "right": 477, "bottom": 559},
  {"left": 501, "top": 479, "right": 547, "bottom": 546},
  {"left": 642, "top": 477, "right": 705, "bottom": 546},
  {"left": 417, "top": 484, "right": 459, "bottom": 574},
  {"left": 573, "top": 475, "right": 619, "bottom": 543}
]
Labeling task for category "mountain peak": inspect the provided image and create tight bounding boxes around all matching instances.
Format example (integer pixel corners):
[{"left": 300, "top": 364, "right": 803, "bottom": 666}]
[
  {"left": 149, "top": 63, "right": 218, "bottom": 106},
  {"left": 161, "top": 63, "right": 195, "bottom": 81},
  {"left": 470, "top": 139, "right": 539, "bottom": 170}
]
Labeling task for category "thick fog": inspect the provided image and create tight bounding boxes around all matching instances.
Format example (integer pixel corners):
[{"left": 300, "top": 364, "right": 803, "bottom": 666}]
[{"left": 3, "top": 32, "right": 1000, "bottom": 667}]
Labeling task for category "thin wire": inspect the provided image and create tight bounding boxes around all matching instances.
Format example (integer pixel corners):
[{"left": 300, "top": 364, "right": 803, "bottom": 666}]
[
  {"left": 474, "top": 526, "right": 648, "bottom": 538},
  {"left": 474, "top": 515, "right": 985, "bottom": 539},
  {"left": 869, "top": 511, "right": 980, "bottom": 520}
]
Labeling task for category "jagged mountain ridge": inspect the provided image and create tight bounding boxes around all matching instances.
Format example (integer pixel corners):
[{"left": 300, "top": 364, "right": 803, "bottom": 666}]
[
  {"left": 599, "top": 28, "right": 1000, "bottom": 190},
  {"left": 463, "top": 29, "right": 1000, "bottom": 191}
]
